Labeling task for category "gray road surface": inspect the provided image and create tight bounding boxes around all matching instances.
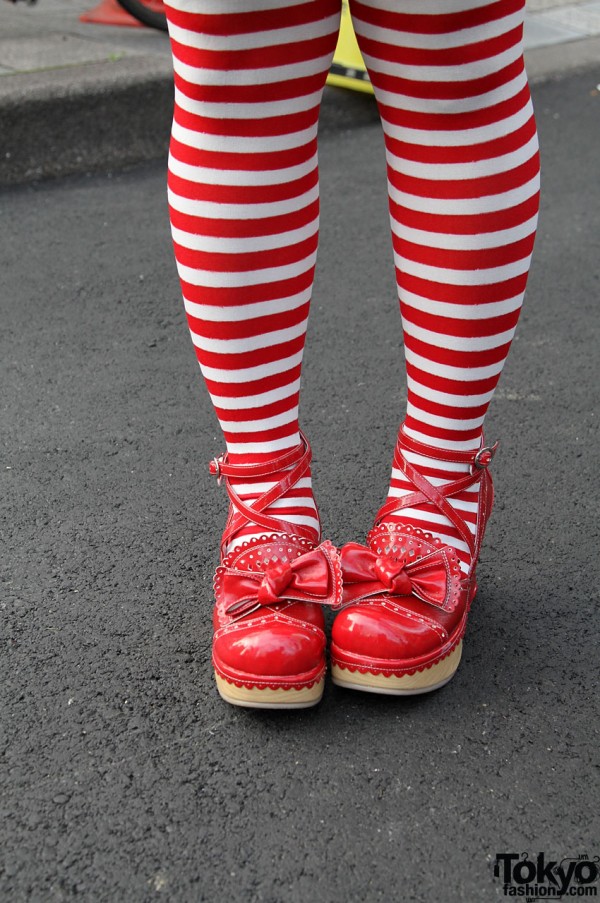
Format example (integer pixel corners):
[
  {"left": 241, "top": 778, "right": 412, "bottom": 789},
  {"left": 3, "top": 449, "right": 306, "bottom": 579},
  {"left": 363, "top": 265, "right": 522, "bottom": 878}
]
[{"left": 1, "top": 68, "right": 599, "bottom": 902}]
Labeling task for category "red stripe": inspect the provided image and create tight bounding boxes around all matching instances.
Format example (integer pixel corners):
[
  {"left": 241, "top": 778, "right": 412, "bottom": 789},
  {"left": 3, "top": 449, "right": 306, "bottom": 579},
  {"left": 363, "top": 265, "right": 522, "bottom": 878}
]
[
  {"left": 214, "top": 393, "right": 300, "bottom": 424},
  {"left": 168, "top": 200, "right": 320, "bottom": 241},
  {"left": 397, "top": 271, "right": 529, "bottom": 304},
  {"left": 168, "top": 168, "right": 318, "bottom": 205},
  {"left": 406, "top": 361, "right": 501, "bottom": 397},
  {"left": 379, "top": 83, "right": 530, "bottom": 131},
  {"left": 400, "top": 304, "right": 522, "bottom": 339},
  {"left": 222, "top": 422, "right": 303, "bottom": 445},
  {"left": 403, "top": 417, "right": 485, "bottom": 445},
  {"left": 188, "top": 303, "right": 310, "bottom": 341},
  {"left": 174, "top": 70, "right": 327, "bottom": 104},
  {"left": 173, "top": 104, "right": 319, "bottom": 139},
  {"left": 394, "top": 233, "right": 536, "bottom": 270},
  {"left": 385, "top": 115, "right": 536, "bottom": 165},
  {"left": 180, "top": 271, "right": 315, "bottom": 307},
  {"left": 166, "top": 1, "right": 339, "bottom": 36},
  {"left": 173, "top": 233, "right": 318, "bottom": 273},
  {"left": 351, "top": 0, "right": 524, "bottom": 36},
  {"left": 404, "top": 334, "right": 512, "bottom": 369},
  {"left": 355, "top": 26, "right": 523, "bottom": 69},
  {"left": 169, "top": 33, "right": 337, "bottom": 72},
  {"left": 387, "top": 153, "right": 539, "bottom": 200},
  {"left": 203, "top": 365, "right": 303, "bottom": 400},
  {"left": 368, "top": 57, "right": 525, "bottom": 100},
  {"left": 407, "top": 391, "right": 489, "bottom": 421},
  {"left": 389, "top": 192, "right": 539, "bottom": 234},
  {"left": 194, "top": 334, "right": 306, "bottom": 372},
  {"left": 170, "top": 136, "right": 317, "bottom": 172}
]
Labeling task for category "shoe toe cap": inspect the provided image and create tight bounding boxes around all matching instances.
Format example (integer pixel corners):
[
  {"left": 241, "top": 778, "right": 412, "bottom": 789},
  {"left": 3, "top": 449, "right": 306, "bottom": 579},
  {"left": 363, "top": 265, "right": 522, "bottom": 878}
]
[
  {"left": 215, "top": 619, "right": 325, "bottom": 679},
  {"left": 332, "top": 602, "right": 444, "bottom": 662}
]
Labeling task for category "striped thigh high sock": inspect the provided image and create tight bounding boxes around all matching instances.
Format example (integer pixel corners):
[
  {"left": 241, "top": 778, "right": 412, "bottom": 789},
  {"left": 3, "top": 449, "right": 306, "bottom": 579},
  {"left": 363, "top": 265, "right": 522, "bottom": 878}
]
[
  {"left": 350, "top": 0, "right": 540, "bottom": 571},
  {"left": 165, "top": 0, "right": 342, "bottom": 552}
]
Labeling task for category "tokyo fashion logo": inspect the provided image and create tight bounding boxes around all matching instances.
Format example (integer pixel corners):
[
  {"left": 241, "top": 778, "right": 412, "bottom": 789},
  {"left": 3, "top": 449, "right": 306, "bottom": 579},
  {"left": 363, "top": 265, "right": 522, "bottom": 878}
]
[{"left": 494, "top": 853, "right": 599, "bottom": 899}]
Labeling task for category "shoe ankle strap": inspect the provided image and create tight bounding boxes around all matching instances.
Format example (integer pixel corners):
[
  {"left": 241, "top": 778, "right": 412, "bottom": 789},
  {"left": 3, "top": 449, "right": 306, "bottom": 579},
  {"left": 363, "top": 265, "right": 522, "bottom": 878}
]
[
  {"left": 398, "top": 425, "right": 498, "bottom": 469},
  {"left": 209, "top": 432, "right": 317, "bottom": 555},
  {"left": 209, "top": 439, "right": 310, "bottom": 483},
  {"left": 374, "top": 425, "right": 498, "bottom": 562}
]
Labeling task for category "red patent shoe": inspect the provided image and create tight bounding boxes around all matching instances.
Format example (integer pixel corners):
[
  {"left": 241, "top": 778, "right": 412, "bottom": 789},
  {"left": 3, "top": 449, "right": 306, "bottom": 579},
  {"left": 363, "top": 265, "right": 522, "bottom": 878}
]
[
  {"left": 331, "top": 425, "right": 498, "bottom": 695},
  {"left": 209, "top": 433, "right": 342, "bottom": 709}
]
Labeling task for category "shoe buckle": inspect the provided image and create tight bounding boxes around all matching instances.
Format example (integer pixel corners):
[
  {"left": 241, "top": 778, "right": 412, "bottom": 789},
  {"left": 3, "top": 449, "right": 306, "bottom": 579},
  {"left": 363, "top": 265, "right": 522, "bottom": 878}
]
[
  {"left": 473, "top": 442, "right": 498, "bottom": 470},
  {"left": 209, "top": 456, "right": 224, "bottom": 486}
]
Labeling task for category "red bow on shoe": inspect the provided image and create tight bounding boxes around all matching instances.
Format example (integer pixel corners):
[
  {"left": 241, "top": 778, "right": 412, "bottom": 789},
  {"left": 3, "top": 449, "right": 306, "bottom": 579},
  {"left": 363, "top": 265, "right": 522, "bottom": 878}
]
[
  {"left": 340, "top": 541, "right": 461, "bottom": 612},
  {"left": 216, "top": 540, "right": 343, "bottom": 620}
]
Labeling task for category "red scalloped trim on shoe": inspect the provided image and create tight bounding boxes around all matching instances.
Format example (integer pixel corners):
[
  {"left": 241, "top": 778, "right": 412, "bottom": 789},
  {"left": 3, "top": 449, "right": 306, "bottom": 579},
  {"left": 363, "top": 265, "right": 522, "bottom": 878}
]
[
  {"left": 212, "top": 654, "right": 326, "bottom": 691},
  {"left": 330, "top": 623, "right": 466, "bottom": 679}
]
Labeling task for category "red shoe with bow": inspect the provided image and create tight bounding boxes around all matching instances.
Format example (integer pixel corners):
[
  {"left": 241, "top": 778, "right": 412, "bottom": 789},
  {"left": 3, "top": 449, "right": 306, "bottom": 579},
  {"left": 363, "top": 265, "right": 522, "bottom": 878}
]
[
  {"left": 331, "top": 426, "right": 498, "bottom": 695},
  {"left": 209, "top": 433, "right": 342, "bottom": 708}
]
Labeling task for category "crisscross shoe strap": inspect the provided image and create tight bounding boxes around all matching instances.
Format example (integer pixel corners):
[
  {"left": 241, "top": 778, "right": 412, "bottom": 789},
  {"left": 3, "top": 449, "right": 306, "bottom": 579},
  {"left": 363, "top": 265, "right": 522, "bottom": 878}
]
[
  {"left": 209, "top": 432, "right": 317, "bottom": 558},
  {"left": 374, "top": 426, "right": 498, "bottom": 565}
]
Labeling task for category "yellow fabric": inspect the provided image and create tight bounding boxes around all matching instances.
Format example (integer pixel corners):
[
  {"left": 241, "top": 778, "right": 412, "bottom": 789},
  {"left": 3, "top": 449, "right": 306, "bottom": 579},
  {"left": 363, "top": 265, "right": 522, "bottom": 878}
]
[{"left": 326, "top": 2, "right": 373, "bottom": 94}]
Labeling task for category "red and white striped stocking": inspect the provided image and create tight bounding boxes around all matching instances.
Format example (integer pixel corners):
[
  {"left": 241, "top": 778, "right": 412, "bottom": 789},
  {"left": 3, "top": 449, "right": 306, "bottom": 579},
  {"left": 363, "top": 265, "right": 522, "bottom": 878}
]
[
  {"left": 350, "top": 0, "right": 540, "bottom": 572},
  {"left": 165, "top": 0, "right": 342, "bottom": 552},
  {"left": 165, "top": 0, "right": 539, "bottom": 568}
]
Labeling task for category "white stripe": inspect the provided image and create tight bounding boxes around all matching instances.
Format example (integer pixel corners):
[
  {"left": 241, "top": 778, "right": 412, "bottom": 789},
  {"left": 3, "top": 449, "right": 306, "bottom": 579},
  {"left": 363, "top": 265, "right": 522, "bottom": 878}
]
[
  {"left": 394, "top": 251, "right": 532, "bottom": 285},
  {"left": 381, "top": 103, "right": 533, "bottom": 147},
  {"left": 191, "top": 318, "right": 307, "bottom": 353},
  {"left": 185, "top": 287, "right": 311, "bottom": 322},
  {"left": 399, "top": 288, "right": 524, "bottom": 320},
  {"left": 388, "top": 487, "right": 480, "bottom": 516},
  {"left": 391, "top": 215, "right": 538, "bottom": 252},
  {"left": 172, "top": 54, "right": 333, "bottom": 86},
  {"left": 392, "top": 456, "right": 473, "bottom": 476},
  {"left": 405, "top": 403, "right": 484, "bottom": 433},
  {"left": 172, "top": 219, "right": 318, "bottom": 253},
  {"left": 168, "top": 182, "right": 319, "bottom": 219},
  {"left": 219, "top": 408, "right": 298, "bottom": 433},
  {"left": 171, "top": 118, "right": 317, "bottom": 154},
  {"left": 168, "top": 150, "right": 317, "bottom": 186},
  {"left": 404, "top": 425, "right": 490, "bottom": 452},
  {"left": 386, "top": 135, "right": 539, "bottom": 181},
  {"left": 211, "top": 387, "right": 298, "bottom": 410},
  {"left": 168, "top": 14, "right": 339, "bottom": 52},
  {"left": 352, "top": 0, "right": 511, "bottom": 15},
  {"left": 210, "top": 379, "right": 301, "bottom": 411},
  {"left": 407, "top": 374, "right": 496, "bottom": 407},
  {"left": 360, "top": 42, "right": 522, "bottom": 83},
  {"left": 389, "top": 172, "right": 540, "bottom": 215},
  {"left": 166, "top": 0, "right": 308, "bottom": 12},
  {"left": 174, "top": 87, "right": 323, "bottom": 120},
  {"left": 234, "top": 476, "right": 313, "bottom": 496},
  {"left": 404, "top": 346, "right": 504, "bottom": 378},
  {"left": 199, "top": 349, "right": 304, "bottom": 383},
  {"left": 354, "top": 10, "right": 524, "bottom": 52},
  {"left": 236, "top": 518, "right": 321, "bottom": 547},
  {"left": 226, "top": 436, "right": 307, "bottom": 455},
  {"left": 267, "top": 496, "right": 318, "bottom": 512},
  {"left": 178, "top": 253, "right": 317, "bottom": 289},
  {"left": 374, "top": 70, "right": 528, "bottom": 115},
  {"left": 402, "top": 317, "right": 517, "bottom": 351}
]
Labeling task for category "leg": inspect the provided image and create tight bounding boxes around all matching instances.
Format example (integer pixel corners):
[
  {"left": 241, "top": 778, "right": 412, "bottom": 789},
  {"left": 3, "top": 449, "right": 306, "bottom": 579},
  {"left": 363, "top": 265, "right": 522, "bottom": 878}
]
[
  {"left": 165, "top": 0, "right": 343, "bottom": 706},
  {"left": 166, "top": 0, "right": 342, "bottom": 555},
  {"left": 332, "top": 0, "right": 540, "bottom": 692}
]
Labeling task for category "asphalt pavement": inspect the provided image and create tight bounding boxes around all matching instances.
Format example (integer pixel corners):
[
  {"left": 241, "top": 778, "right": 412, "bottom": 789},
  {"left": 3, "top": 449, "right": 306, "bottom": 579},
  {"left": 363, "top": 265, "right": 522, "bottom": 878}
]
[{"left": 1, "top": 46, "right": 600, "bottom": 903}]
